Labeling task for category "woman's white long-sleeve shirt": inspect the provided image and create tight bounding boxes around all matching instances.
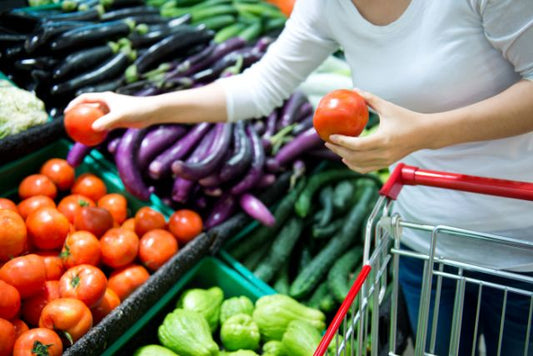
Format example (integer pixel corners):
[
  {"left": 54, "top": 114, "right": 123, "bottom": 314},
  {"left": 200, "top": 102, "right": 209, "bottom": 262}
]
[{"left": 218, "top": 0, "right": 533, "bottom": 270}]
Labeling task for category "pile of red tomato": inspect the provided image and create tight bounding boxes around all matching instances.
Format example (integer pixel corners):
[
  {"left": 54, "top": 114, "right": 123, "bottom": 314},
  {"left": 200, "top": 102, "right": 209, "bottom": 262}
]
[{"left": 0, "top": 158, "right": 204, "bottom": 355}]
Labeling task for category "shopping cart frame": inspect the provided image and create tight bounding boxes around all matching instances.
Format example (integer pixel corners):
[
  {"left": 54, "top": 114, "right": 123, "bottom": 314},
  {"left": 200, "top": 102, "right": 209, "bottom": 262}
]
[{"left": 314, "top": 163, "right": 533, "bottom": 356}]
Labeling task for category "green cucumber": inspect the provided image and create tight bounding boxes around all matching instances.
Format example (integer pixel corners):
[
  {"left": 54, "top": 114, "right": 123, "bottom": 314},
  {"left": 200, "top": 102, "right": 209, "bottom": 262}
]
[
  {"left": 305, "top": 281, "right": 329, "bottom": 309},
  {"left": 312, "top": 216, "right": 345, "bottom": 239},
  {"left": 272, "top": 261, "right": 290, "bottom": 295},
  {"left": 242, "top": 241, "right": 271, "bottom": 271},
  {"left": 332, "top": 179, "right": 356, "bottom": 212},
  {"left": 195, "top": 14, "right": 237, "bottom": 30},
  {"left": 214, "top": 22, "right": 246, "bottom": 43},
  {"left": 316, "top": 185, "right": 334, "bottom": 227},
  {"left": 236, "top": 20, "right": 262, "bottom": 43},
  {"left": 190, "top": 4, "right": 237, "bottom": 22},
  {"left": 234, "top": 2, "right": 285, "bottom": 19},
  {"left": 327, "top": 247, "right": 363, "bottom": 303}
]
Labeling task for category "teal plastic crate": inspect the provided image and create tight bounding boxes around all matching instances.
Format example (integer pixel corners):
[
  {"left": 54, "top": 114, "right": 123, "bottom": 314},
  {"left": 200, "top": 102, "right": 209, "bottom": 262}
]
[{"left": 101, "top": 256, "right": 276, "bottom": 356}]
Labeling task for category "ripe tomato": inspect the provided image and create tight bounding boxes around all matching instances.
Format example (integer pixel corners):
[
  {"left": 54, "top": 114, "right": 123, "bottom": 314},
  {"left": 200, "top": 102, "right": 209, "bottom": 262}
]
[
  {"left": 97, "top": 193, "right": 128, "bottom": 224},
  {"left": 134, "top": 207, "right": 166, "bottom": 238},
  {"left": 17, "top": 195, "right": 56, "bottom": 220},
  {"left": 13, "top": 328, "right": 63, "bottom": 356},
  {"left": 100, "top": 228, "right": 139, "bottom": 269},
  {"left": 18, "top": 174, "right": 57, "bottom": 200},
  {"left": 168, "top": 209, "right": 203, "bottom": 245},
  {"left": 21, "top": 280, "right": 60, "bottom": 327},
  {"left": 0, "top": 318, "right": 15, "bottom": 356},
  {"left": 71, "top": 173, "right": 107, "bottom": 202},
  {"left": 0, "top": 254, "right": 46, "bottom": 299},
  {"left": 59, "top": 265, "right": 107, "bottom": 308},
  {"left": 0, "top": 198, "right": 18, "bottom": 213},
  {"left": 39, "top": 298, "right": 92, "bottom": 343},
  {"left": 36, "top": 252, "right": 64, "bottom": 281},
  {"left": 73, "top": 206, "right": 114, "bottom": 238},
  {"left": 64, "top": 103, "right": 107, "bottom": 147},
  {"left": 26, "top": 207, "right": 71, "bottom": 251},
  {"left": 0, "top": 280, "right": 21, "bottom": 320},
  {"left": 0, "top": 209, "right": 27, "bottom": 262},
  {"left": 108, "top": 264, "right": 149, "bottom": 301},
  {"left": 313, "top": 89, "right": 369, "bottom": 142},
  {"left": 40, "top": 158, "right": 76, "bottom": 191},
  {"left": 11, "top": 319, "right": 29, "bottom": 340},
  {"left": 267, "top": 0, "right": 295, "bottom": 16},
  {"left": 90, "top": 288, "right": 120, "bottom": 324},
  {"left": 138, "top": 229, "right": 178, "bottom": 271},
  {"left": 57, "top": 194, "right": 95, "bottom": 224},
  {"left": 121, "top": 217, "right": 135, "bottom": 231},
  {"left": 61, "top": 231, "right": 101, "bottom": 268}
]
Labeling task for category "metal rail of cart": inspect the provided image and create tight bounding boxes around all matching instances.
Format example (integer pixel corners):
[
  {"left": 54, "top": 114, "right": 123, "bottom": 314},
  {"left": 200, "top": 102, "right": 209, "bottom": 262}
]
[{"left": 314, "top": 163, "right": 533, "bottom": 356}]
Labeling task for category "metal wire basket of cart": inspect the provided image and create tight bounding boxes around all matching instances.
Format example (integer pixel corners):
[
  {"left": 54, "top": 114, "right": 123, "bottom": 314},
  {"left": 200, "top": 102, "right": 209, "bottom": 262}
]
[{"left": 314, "top": 163, "right": 533, "bottom": 356}]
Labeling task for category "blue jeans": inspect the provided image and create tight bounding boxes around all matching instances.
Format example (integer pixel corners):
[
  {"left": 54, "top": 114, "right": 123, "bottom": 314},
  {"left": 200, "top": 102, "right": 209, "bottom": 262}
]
[{"left": 398, "top": 250, "right": 533, "bottom": 356}]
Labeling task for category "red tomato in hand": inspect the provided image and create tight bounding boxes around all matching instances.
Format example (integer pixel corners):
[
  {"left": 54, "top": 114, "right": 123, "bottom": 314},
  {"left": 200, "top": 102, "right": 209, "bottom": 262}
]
[
  {"left": 97, "top": 193, "right": 128, "bottom": 224},
  {"left": 313, "top": 89, "right": 369, "bottom": 142},
  {"left": 134, "top": 207, "right": 166, "bottom": 238},
  {"left": 64, "top": 104, "right": 107, "bottom": 146},
  {"left": 17, "top": 195, "right": 56, "bottom": 220},
  {"left": 138, "top": 229, "right": 178, "bottom": 271},
  {"left": 71, "top": 173, "right": 107, "bottom": 202},
  {"left": 18, "top": 174, "right": 57, "bottom": 200},
  {"left": 40, "top": 158, "right": 76, "bottom": 191},
  {"left": 13, "top": 328, "right": 63, "bottom": 356},
  {"left": 168, "top": 209, "right": 203, "bottom": 245},
  {"left": 0, "top": 280, "right": 21, "bottom": 320},
  {"left": 0, "top": 254, "right": 46, "bottom": 299},
  {"left": 36, "top": 252, "right": 65, "bottom": 281},
  {"left": 61, "top": 231, "right": 101, "bottom": 268},
  {"left": 74, "top": 206, "right": 114, "bottom": 238},
  {"left": 26, "top": 207, "right": 71, "bottom": 251},
  {"left": 39, "top": 298, "right": 92, "bottom": 343},
  {"left": 90, "top": 288, "right": 120, "bottom": 324},
  {"left": 0, "top": 198, "right": 18, "bottom": 213},
  {"left": 108, "top": 264, "right": 149, "bottom": 301},
  {"left": 57, "top": 194, "right": 95, "bottom": 224},
  {"left": 0, "top": 209, "right": 27, "bottom": 262},
  {"left": 100, "top": 228, "right": 139, "bottom": 269},
  {"left": 21, "top": 280, "right": 60, "bottom": 327},
  {"left": 0, "top": 318, "right": 15, "bottom": 356},
  {"left": 59, "top": 265, "right": 107, "bottom": 308}
]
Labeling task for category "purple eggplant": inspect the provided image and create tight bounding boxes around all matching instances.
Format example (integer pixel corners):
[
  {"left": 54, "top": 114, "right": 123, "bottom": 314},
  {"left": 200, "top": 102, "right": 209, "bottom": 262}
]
[
  {"left": 67, "top": 142, "right": 92, "bottom": 167},
  {"left": 107, "top": 136, "right": 122, "bottom": 155},
  {"left": 205, "top": 193, "right": 238, "bottom": 229},
  {"left": 171, "top": 123, "right": 233, "bottom": 180},
  {"left": 291, "top": 114, "right": 314, "bottom": 136},
  {"left": 192, "top": 46, "right": 262, "bottom": 83},
  {"left": 219, "top": 121, "right": 252, "bottom": 182},
  {"left": 148, "top": 122, "right": 211, "bottom": 180},
  {"left": 261, "top": 109, "right": 279, "bottom": 151},
  {"left": 230, "top": 125, "right": 265, "bottom": 195},
  {"left": 115, "top": 128, "right": 152, "bottom": 200},
  {"left": 307, "top": 148, "right": 342, "bottom": 161},
  {"left": 252, "top": 36, "right": 274, "bottom": 53},
  {"left": 137, "top": 124, "right": 187, "bottom": 170},
  {"left": 278, "top": 90, "right": 308, "bottom": 130},
  {"left": 172, "top": 42, "right": 216, "bottom": 75},
  {"left": 239, "top": 193, "right": 275, "bottom": 227},
  {"left": 296, "top": 102, "right": 314, "bottom": 122},
  {"left": 257, "top": 174, "right": 276, "bottom": 189},
  {"left": 270, "top": 127, "right": 322, "bottom": 170}
]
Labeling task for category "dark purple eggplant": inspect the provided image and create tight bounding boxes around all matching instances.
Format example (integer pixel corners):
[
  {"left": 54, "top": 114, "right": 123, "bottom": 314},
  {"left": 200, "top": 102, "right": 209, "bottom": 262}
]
[
  {"left": 307, "top": 148, "right": 341, "bottom": 161},
  {"left": 278, "top": 90, "right": 308, "bottom": 129},
  {"left": 107, "top": 136, "right": 122, "bottom": 155},
  {"left": 0, "top": 10, "right": 41, "bottom": 34},
  {"left": 0, "top": 33, "right": 27, "bottom": 45},
  {"left": 257, "top": 174, "right": 276, "bottom": 189},
  {"left": 291, "top": 114, "right": 313, "bottom": 136},
  {"left": 219, "top": 121, "right": 252, "bottom": 182},
  {"left": 14, "top": 57, "right": 59, "bottom": 71},
  {"left": 103, "top": 0, "right": 145, "bottom": 9},
  {"left": 24, "top": 21, "right": 91, "bottom": 53},
  {"left": 44, "top": 8, "right": 102, "bottom": 22},
  {"left": 171, "top": 123, "right": 233, "bottom": 180},
  {"left": 261, "top": 109, "right": 278, "bottom": 151},
  {"left": 198, "top": 174, "right": 222, "bottom": 188},
  {"left": 50, "top": 20, "right": 133, "bottom": 51},
  {"left": 137, "top": 124, "right": 187, "bottom": 170},
  {"left": 296, "top": 102, "right": 313, "bottom": 122},
  {"left": 115, "top": 128, "right": 151, "bottom": 200},
  {"left": 230, "top": 125, "right": 265, "bottom": 195},
  {"left": 253, "top": 120, "right": 266, "bottom": 136},
  {"left": 179, "top": 37, "right": 246, "bottom": 76},
  {"left": 51, "top": 51, "right": 130, "bottom": 96},
  {"left": 100, "top": 6, "right": 159, "bottom": 21},
  {"left": 149, "top": 122, "right": 211, "bottom": 180},
  {"left": 53, "top": 44, "right": 115, "bottom": 80},
  {"left": 205, "top": 193, "right": 237, "bottom": 229},
  {"left": 128, "top": 20, "right": 193, "bottom": 48},
  {"left": 173, "top": 42, "right": 216, "bottom": 76},
  {"left": 239, "top": 193, "right": 275, "bottom": 227},
  {"left": 67, "top": 142, "right": 92, "bottom": 167},
  {"left": 271, "top": 127, "right": 322, "bottom": 169},
  {"left": 252, "top": 36, "right": 274, "bottom": 53},
  {"left": 75, "top": 75, "right": 125, "bottom": 95}
]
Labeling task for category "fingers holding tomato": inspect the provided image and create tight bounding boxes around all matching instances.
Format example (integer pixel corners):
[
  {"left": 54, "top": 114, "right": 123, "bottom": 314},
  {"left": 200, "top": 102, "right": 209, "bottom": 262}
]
[{"left": 64, "top": 104, "right": 108, "bottom": 147}]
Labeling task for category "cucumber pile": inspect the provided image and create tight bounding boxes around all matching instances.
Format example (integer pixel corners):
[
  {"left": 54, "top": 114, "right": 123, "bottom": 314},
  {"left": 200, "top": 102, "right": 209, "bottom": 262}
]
[{"left": 227, "top": 165, "right": 383, "bottom": 314}]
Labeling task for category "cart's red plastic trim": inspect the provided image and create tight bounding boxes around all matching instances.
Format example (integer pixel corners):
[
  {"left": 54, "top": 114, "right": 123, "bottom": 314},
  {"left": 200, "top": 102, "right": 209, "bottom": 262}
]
[
  {"left": 379, "top": 163, "right": 533, "bottom": 201},
  {"left": 314, "top": 265, "right": 372, "bottom": 356}
]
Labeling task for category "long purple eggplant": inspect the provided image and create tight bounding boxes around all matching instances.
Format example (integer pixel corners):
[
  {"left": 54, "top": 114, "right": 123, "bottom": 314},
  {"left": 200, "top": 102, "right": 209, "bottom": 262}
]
[
  {"left": 291, "top": 114, "right": 313, "bottom": 136},
  {"left": 296, "top": 102, "right": 313, "bottom": 122},
  {"left": 219, "top": 121, "right": 253, "bottom": 182},
  {"left": 137, "top": 124, "right": 187, "bottom": 170},
  {"left": 192, "top": 47, "right": 262, "bottom": 83},
  {"left": 230, "top": 125, "right": 265, "bottom": 195},
  {"left": 307, "top": 148, "right": 342, "bottom": 161},
  {"left": 252, "top": 36, "right": 274, "bottom": 53},
  {"left": 270, "top": 127, "right": 322, "bottom": 170},
  {"left": 239, "top": 193, "right": 275, "bottom": 227},
  {"left": 261, "top": 109, "right": 279, "bottom": 151},
  {"left": 205, "top": 193, "right": 238, "bottom": 229},
  {"left": 67, "top": 142, "right": 92, "bottom": 167},
  {"left": 171, "top": 123, "right": 233, "bottom": 180},
  {"left": 278, "top": 90, "right": 308, "bottom": 130},
  {"left": 148, "top": 122, "right": 211, "bottom": 180},
  {"left": 115, "top": 128, "right": 151, "bottom": 200}
]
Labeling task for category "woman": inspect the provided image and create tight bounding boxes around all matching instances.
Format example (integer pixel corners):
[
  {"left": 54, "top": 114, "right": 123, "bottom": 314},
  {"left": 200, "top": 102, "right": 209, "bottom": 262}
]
[{"left": 66, "top": 0, "right": 533, "bottom": 354}]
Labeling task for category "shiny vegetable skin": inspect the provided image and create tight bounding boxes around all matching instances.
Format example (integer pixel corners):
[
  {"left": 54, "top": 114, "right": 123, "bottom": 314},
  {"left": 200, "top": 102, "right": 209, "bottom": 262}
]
[
  {"left": 67, "top": 142, "right": 92, "bottom": 167},
  {"left": 267, "top": 127, "right": 322, "bottom": 172},
  {"left": 239, "top": 193, "right": 275, "bottom": 227},
  {"left": 100, "top": 5, "right": 159, "bottom": 21},
  {"left": 50, "top": 20, "right": 134, "bottom": 51},
  {"left": 230, "top": 125, "right": 265, "bottom": 195},
  {"left": 24, "top": 20, "right": 89, "bottom": 53},
  {"left": 53, "top": 44, "right": 115, "bottom": 80},
  {"left": 204, "top": 193, "right": 237, "bottom": 229},
  {"left": 137, "top": 124, "right": 187, "bottom": 170},
  {"left": 219, "top": 121, "right": 253, "bottom": 182},
  {"left": 115, "top": 128, "right": 152, "bottom": 200}
]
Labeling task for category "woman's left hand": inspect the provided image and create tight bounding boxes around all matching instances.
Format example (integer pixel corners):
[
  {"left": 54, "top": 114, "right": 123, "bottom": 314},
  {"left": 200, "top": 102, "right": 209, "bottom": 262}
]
[{"left": 325, "top": 89, "right": 431, "bottom": 173}]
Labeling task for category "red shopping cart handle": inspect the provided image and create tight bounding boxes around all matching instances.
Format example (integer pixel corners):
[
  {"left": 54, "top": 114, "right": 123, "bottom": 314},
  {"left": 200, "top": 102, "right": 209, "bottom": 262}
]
[{"left": 380, "top": 163, "right": 533, "bottom": 201}]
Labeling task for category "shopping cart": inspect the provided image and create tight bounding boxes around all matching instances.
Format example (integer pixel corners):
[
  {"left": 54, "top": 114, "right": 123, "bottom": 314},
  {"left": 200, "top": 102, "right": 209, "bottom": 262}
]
[{"left": 314, "top": 163, "right": 533, "bottom": 356}]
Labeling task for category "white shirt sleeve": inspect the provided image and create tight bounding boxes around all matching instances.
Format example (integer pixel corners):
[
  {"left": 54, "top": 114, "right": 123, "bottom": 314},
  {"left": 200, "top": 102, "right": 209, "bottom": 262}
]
[
  {"left": 217, "top": 0, "right": 339, "bottom": 122},
  {"left": 472, "top": 0, "right": 533, "bottom": 80}
]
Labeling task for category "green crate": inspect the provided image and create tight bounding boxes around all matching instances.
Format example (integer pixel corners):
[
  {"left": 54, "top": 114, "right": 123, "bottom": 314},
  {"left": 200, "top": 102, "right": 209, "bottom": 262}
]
[{"left": 101, "top": 256, "right": 276, "bottom": 356}]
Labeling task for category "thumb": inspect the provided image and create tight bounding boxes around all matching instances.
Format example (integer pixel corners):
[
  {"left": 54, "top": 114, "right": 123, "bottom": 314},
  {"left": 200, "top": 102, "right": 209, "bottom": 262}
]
[
  {"left": 92, "top": 113, "right": 121, "bottom": 131},
  {"left": 354, "top": 88, "right": 390, "bottom": 113}
]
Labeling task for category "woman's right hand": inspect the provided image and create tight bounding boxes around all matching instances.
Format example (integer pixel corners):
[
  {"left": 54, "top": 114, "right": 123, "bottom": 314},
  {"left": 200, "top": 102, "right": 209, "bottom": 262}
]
[{"left": 64, "top": 91, "right": 158, "bottom": 131}]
